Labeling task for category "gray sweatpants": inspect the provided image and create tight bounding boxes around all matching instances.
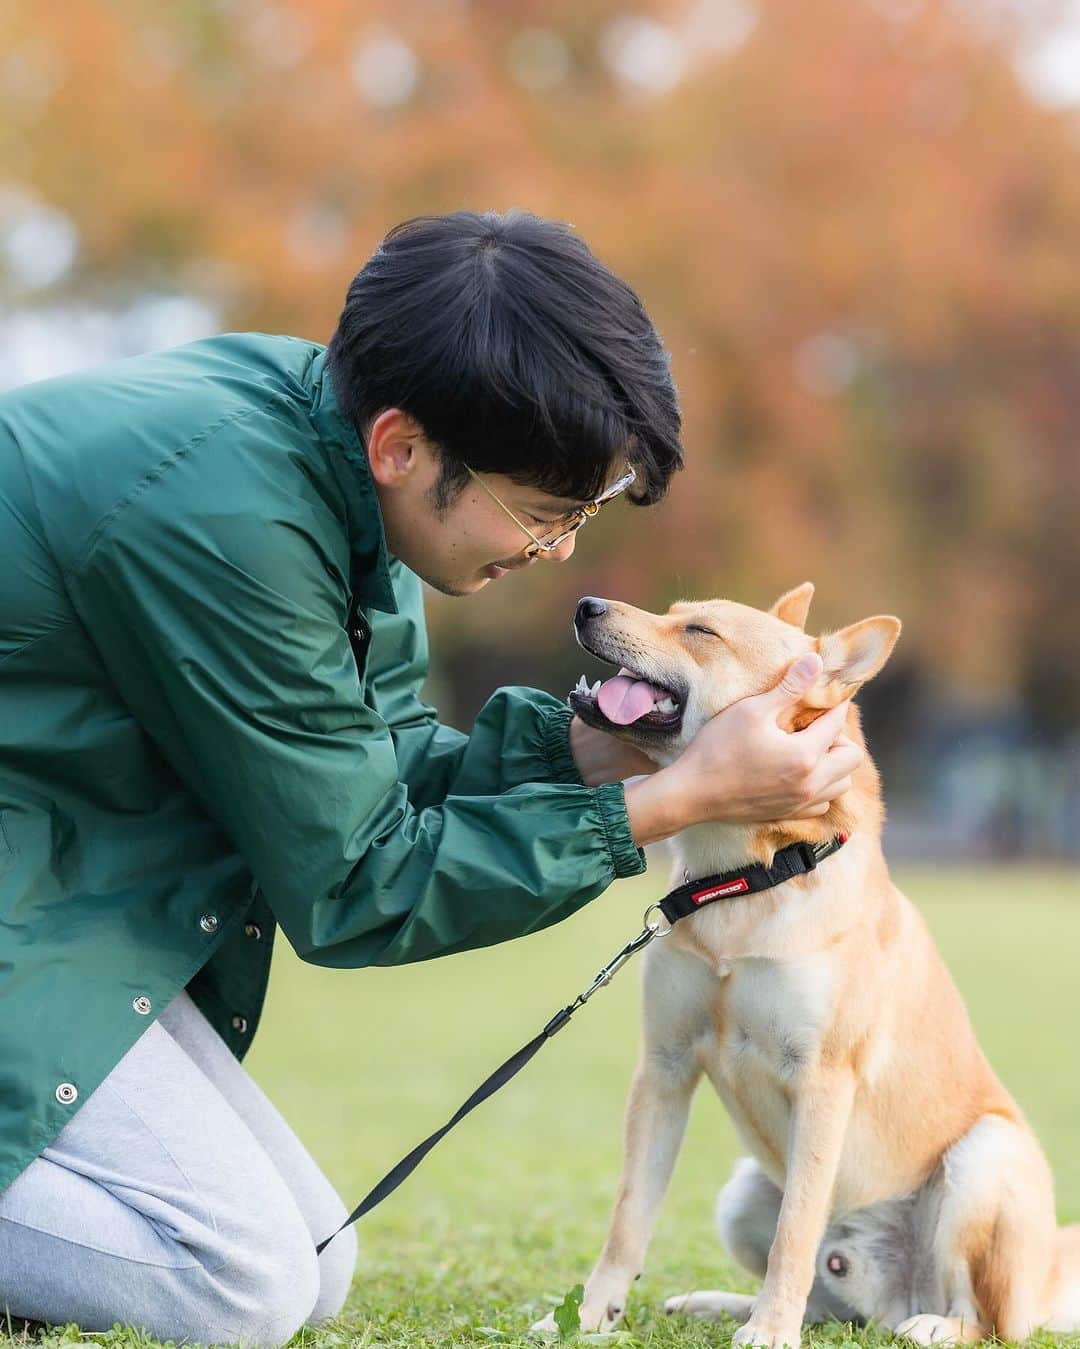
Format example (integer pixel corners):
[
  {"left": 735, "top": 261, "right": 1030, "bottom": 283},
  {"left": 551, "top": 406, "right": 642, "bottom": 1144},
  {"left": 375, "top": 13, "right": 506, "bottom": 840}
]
[{"left": 0, "top": 990, "right": 359, "bottom": 1346}]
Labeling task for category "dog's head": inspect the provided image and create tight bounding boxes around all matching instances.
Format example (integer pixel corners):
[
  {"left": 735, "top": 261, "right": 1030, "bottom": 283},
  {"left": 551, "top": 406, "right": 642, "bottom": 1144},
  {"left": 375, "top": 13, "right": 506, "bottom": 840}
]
[{"left": 568, "top": 582, "right": 901, "bottom": 766}]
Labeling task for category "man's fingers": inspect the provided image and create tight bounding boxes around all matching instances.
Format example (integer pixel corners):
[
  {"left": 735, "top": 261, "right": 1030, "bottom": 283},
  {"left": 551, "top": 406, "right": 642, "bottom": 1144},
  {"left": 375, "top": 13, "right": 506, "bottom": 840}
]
[
  {"left": 773, "top": 651, "right": 823, "bottom": 703},
  {"left": 824, "top": 742, "right": 863, "bottom": 775},
  {"left": 796, "top": 775, "right": 854, "bottom": 817}
]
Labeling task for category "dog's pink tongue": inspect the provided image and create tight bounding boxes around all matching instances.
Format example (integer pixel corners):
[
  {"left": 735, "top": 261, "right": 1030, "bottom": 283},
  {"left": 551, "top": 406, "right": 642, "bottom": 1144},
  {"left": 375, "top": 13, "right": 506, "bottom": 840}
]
[{"left": 597, "top": 675, "right": 664, "bottom": 725}]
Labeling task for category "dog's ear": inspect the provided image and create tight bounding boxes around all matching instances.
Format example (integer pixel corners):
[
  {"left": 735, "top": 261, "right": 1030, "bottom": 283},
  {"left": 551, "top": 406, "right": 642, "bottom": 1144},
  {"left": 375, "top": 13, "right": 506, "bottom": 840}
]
[
  {"left": 769, "top": 582, "right": 815, "bottom": 630},
  {"left": 815, "top": 616, "right": 901, "bottom": 695}
]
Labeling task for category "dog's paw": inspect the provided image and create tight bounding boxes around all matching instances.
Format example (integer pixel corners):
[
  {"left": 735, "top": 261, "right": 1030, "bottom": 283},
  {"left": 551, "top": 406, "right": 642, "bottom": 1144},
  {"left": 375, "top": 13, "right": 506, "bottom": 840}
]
[
  {"left": 664, "top": 1290, "right": 756, "bottom": 1323},
  {"left": 580, "top": 1298, "right": 626, "bottom": 1332},
  {"left": 528, "top": 1298, "right": 625, "bottom": 1336},
  {"left": 894, "top": 1314, "right": 975, "bottom": 1345},
  {"left": 732, "top": 1317, "right": 803, "bottom": 1348}
]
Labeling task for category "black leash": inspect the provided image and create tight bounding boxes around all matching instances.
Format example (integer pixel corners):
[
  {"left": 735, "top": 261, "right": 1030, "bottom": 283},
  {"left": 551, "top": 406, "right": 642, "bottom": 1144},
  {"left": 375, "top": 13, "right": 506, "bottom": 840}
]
[{"left": 315, "top": 832, "right": 848, "bottom": 1254}]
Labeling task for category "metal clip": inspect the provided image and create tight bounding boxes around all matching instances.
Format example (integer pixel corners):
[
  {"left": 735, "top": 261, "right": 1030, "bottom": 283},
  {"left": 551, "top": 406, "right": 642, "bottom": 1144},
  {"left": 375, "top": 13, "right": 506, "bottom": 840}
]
[
  {"left": 571, "top": 924, "right": 657, "bottom": 1010},
  {"left": 643, "top": 902, "right": 674, "bottom": 937},
  {"left": 797, "top": 841, "right": 820, "bottom": 871},
  {"left": 564, "top": 896, "right": 679, "bottom": 1014}
]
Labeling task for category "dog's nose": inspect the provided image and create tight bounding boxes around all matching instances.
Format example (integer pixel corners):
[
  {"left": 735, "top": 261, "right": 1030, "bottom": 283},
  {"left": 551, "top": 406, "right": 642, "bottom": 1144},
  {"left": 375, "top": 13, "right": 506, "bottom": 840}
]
[{"left": 575, "top": 597, "right": 608, "bottom": 628}]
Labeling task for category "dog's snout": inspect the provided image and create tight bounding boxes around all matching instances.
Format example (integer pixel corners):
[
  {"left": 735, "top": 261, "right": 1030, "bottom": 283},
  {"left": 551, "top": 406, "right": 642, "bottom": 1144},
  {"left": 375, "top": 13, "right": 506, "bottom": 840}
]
[{"left": 575, "top": 597, "right": 608, "bottom": 628}]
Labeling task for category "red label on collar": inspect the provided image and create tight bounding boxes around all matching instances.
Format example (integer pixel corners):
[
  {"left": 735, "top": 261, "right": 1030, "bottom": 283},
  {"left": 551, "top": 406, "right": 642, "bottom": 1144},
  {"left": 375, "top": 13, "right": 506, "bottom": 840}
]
[{"left": 692, "top": 877, "right": 749, "bottom": 904}]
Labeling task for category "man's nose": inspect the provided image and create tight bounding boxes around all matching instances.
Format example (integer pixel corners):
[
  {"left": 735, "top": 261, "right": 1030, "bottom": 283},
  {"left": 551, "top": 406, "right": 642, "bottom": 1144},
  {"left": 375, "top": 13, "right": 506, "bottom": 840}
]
[
  {"left": 575, "top": 596, "right": 608, "bottom": 629},
  {"left": 541, "top": 531, "right": 578, "bottom": 564}
]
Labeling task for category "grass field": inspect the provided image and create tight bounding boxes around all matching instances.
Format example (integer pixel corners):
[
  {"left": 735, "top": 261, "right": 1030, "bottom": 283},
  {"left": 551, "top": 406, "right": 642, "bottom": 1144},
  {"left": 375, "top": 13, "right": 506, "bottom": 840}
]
[{"left": 8, "top": 866, "right": 1080, "bottom": 1348}]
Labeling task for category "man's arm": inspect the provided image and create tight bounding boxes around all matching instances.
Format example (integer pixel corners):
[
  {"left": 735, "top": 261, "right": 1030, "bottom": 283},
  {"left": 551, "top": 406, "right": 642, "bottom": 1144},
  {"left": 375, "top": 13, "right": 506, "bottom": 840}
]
[
  {"left": 623, "top": 651, "right": 864, "bottom": 846},
  {"left": 66, "top": 448, "right": 645, "bottom": 969},
  {"left": 363, "top": 562, "right": 591, "bottom": 809}
]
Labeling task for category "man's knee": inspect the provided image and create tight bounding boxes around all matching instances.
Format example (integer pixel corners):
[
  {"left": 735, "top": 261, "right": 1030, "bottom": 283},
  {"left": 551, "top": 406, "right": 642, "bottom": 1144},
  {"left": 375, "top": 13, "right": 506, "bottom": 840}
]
[
  {"left": 307, "top": 1222, "right": 358, "bottom": 1326},
  {"left": 197, "top": 1211, "right": 322, "bottom": 1347}
]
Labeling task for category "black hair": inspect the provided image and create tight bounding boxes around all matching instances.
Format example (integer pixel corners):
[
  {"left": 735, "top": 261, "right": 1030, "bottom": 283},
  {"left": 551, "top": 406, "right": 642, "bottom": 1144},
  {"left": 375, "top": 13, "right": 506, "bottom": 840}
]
[{"left": 327, "top": 210, "right": 683, "bottom": 511}]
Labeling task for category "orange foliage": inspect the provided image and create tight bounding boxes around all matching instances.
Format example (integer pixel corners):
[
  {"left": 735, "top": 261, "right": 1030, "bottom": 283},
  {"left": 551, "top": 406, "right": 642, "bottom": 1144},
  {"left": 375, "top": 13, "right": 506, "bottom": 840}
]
[{"left": 2, "top": 0, "right": 1078, "bottom": 722}]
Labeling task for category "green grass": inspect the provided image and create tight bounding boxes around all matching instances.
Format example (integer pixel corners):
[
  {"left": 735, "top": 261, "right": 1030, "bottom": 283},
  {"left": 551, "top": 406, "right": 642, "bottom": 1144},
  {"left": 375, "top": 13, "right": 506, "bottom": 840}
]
[{"left": 7, "top": 867, "right": 1080, "bottom": 1347}]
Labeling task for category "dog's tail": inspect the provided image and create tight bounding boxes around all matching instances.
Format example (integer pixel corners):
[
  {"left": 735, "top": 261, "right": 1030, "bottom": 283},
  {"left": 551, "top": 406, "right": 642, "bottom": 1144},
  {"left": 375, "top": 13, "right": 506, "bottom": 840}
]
[{"left": 1044, "top": 1225, "right": 1080, "bottom": 1332}]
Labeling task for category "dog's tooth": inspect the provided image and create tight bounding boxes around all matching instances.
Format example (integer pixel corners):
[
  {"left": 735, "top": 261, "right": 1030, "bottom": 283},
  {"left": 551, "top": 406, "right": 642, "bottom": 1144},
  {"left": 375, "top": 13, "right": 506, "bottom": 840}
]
[
  {"left": 591, "top": 680, "right": 601, "bottom": 696},
  {"left": 575, "top": 675, "right": 588, "bottom": 693},
  {"left": 656, "top": 696, "right": 678, "bottom": 714}
]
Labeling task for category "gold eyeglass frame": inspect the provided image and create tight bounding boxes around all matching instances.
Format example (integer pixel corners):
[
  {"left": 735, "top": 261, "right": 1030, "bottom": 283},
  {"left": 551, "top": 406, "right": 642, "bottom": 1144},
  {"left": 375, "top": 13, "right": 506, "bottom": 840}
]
[{"left": 464, "top": 463, "right": 637, "bottom": 559}]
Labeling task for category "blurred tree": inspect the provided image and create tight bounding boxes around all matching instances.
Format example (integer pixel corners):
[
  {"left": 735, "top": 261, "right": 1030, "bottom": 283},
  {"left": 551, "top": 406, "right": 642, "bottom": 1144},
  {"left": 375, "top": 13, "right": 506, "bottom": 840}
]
[{"left": 1, "top": 0, "right": 1078, "bottom": 736}]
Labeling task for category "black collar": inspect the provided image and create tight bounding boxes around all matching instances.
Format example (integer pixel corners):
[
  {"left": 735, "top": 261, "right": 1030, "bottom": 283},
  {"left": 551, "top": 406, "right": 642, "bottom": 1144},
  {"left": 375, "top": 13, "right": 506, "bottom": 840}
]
[{"left": 657, "top": 833, "right": 849, "bottom": 926}]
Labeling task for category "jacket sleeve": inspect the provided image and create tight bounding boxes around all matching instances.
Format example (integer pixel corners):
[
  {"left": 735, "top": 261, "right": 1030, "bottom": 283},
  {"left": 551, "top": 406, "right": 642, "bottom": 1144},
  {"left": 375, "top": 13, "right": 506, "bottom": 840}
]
[
  {"left": 365, "top": 560, "right": 584, "bottom": 811},
  {"left": 66, "top": 467, "right": 645, "bottom": 969}
]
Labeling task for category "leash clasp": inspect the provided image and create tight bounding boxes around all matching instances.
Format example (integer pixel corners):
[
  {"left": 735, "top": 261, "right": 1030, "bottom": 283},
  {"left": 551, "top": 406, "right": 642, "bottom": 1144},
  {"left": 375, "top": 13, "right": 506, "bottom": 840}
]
[
  {"left": 573, "top": 919, "right": 661, "bottom": 1009},
  {"left": 642, "top": 902, "right": 673, "bottom": 938}
]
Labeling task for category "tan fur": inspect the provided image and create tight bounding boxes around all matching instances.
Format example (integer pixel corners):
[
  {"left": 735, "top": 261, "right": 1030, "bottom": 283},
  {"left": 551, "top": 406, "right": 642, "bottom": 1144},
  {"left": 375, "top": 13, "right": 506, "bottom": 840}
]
[{"left": 533, "top": 584, "right": 1079, "bottom": 1347}]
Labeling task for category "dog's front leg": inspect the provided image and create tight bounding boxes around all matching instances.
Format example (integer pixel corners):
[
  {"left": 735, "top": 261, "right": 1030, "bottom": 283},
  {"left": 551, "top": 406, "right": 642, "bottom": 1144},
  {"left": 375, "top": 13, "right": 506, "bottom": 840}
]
[
  {"left": 734, "top": 1068, "right": 856, "bottom": 1349},
  {"left": 533, "top": 1051, "right": 699, "bottom": 1335},
  {"left": 582, "top": 1052, "right": 701, "bottom": 1330}
]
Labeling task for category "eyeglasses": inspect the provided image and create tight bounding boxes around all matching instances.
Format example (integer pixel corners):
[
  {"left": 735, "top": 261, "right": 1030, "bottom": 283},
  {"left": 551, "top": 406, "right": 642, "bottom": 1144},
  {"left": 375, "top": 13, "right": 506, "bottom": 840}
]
[{"left": 464, "top": 463, "right": 637, "bottom": 559}]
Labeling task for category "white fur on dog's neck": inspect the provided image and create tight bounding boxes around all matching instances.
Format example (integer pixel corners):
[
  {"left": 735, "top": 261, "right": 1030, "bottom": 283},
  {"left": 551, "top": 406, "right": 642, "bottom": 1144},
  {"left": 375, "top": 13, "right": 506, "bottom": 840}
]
[{"left": 667, "top": 820, "right": 762, "bottom": 884}]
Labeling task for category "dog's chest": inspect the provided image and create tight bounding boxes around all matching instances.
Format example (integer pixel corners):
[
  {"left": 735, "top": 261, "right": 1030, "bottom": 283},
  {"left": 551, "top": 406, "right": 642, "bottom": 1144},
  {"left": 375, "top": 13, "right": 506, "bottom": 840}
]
[{"left": 700, "top": 955, "right": 835, "bottom": 1148}]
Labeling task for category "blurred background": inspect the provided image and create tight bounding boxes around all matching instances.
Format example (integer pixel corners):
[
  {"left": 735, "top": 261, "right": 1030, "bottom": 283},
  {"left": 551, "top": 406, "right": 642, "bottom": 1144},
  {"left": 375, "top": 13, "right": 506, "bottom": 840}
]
[{"left": 2, "top": 0, "right": 1078, "bottom": 860}]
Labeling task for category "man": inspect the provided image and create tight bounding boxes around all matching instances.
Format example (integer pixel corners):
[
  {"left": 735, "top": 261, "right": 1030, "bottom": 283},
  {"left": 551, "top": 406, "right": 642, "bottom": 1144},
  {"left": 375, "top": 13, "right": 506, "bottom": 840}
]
[{"left": 0, "top": 210, "right": 860, "bottom": 1344}]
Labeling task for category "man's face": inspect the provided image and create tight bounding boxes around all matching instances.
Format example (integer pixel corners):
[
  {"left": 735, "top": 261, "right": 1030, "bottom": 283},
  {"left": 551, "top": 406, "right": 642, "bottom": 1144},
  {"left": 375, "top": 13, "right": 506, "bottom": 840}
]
[
  {"left": 367, "top": 413, "right": 593, "bottom": 596},
  {"left": 416, "top": 472, "right": 585, "bottom": 597}
]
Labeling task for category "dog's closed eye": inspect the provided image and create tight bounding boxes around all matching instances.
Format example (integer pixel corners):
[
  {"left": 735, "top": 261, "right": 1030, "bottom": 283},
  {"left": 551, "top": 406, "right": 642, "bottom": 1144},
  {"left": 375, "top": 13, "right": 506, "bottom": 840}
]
[{"left": 684, "top": 624, "right": 725, "bottom": 641}]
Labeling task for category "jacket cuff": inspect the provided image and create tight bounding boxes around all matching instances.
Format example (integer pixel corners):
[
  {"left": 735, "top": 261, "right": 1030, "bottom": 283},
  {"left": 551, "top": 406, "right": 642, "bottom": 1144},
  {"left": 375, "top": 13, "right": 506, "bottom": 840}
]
[
  {"left": 540, "top": 703, "right": 585, "bottom": 787},
  {"left": 595, "top": 782, "right": 648, "bottom": 878}
]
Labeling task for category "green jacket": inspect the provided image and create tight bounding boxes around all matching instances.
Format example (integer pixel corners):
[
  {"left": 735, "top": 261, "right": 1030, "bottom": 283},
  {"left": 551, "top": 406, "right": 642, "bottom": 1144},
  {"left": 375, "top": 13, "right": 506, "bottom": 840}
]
[{"left": 0, "top": 332, "right": 646, "bottom": 1194}]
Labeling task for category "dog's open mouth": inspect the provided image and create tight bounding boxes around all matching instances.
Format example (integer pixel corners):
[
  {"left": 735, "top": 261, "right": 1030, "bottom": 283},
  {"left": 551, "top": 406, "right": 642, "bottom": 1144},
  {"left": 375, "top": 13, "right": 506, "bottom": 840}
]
[{"left": 568, "top": 666, "right": 685, "bottom": 733}]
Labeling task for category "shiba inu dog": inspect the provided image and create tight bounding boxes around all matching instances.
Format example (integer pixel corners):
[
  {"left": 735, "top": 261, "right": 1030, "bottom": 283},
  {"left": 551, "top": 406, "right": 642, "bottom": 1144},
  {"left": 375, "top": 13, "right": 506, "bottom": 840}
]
[{"left": 533, "top": 584, "right": 1080, "bottom": 1346}]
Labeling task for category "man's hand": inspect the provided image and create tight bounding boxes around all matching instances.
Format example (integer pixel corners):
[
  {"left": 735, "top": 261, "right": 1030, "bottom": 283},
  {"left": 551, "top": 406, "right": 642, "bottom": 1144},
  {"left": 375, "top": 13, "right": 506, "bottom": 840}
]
[
  {"left": 569, "top": 713, "right": 658, "bottom": 786},
  {"left": 624, "top": 652, "right": 864, "bottom": 847}
]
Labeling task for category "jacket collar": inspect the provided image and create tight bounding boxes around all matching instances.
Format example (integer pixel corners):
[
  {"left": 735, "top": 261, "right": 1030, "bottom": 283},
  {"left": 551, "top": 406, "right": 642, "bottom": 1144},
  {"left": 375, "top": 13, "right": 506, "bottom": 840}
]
[{"left": 305, "top": 347, "right": 398, "bottom": 615}]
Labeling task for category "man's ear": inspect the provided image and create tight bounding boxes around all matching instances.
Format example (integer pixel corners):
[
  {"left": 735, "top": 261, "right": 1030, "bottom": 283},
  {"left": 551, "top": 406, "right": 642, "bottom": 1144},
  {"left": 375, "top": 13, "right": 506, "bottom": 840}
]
[
  {"left": 365, "top": 408, "right": 424, "bottom": 486},
  {"left": 812, "top": 616, "right": 902, "bottom": 702},
  {"left": 769, "top": 581, "right": 815, "bottom": 630}
]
